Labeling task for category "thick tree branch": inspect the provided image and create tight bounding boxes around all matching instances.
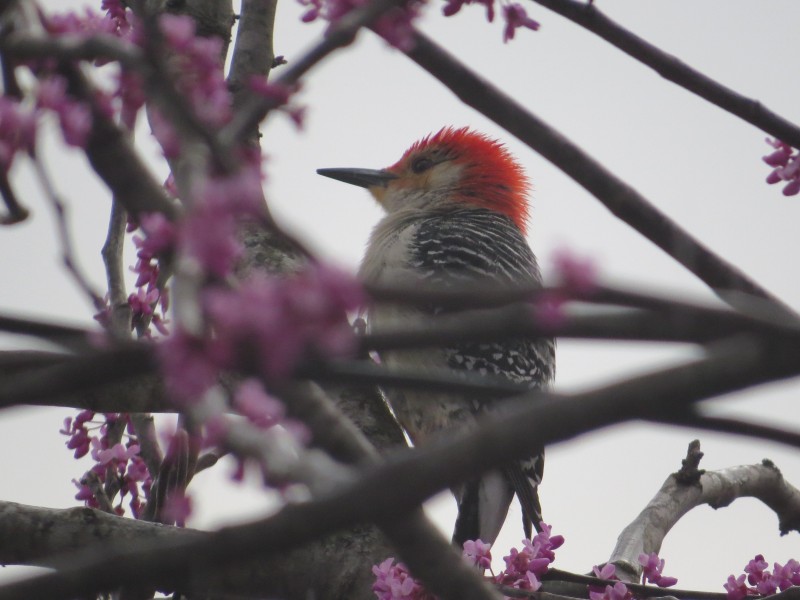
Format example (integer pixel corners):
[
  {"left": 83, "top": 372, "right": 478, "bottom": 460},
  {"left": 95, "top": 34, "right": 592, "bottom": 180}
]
[
  {"left": 404, "top": 31, "right": 797, "bottom": 319},
  {"left": 608, "top": 443, "right": 800, "bottom": 582},
  {"left": 531, "top": 0, "right": 800, "bottom": 149},
  {"left": 228, "top": 0, "right": 279, "bottom": 118}
]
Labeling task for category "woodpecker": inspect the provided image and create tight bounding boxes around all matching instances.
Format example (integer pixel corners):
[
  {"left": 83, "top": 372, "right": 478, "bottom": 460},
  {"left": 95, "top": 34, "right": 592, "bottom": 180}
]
[{"left": 318, "top": 126, "right": 555, "bottom": 547}]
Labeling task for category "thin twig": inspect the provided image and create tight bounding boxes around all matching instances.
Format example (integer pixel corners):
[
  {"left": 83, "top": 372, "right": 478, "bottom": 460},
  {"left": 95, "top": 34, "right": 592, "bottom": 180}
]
[
  {"left": 32, "top": 156, "right": 106, "bottom": 312},
  {"left": 654, "top": 411, "right": 800, "bottom": 452},
  {"left": 404, "top": 31, "right": 798, "bottom": 320},
  {"left": 531, "top": 0, "right": 800, "bottom": 149}
]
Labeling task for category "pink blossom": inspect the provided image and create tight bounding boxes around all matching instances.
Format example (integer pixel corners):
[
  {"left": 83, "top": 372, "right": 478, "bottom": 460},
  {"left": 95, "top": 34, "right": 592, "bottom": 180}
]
[
  {"left": 763, "top": 138, "right": 800, "bottom": 197},
  {"left": 137, "top": 212, "right": 177, "bottom": 257},
  {"left": 161, "top": 490, "right": 192, "bottom": 526},
  {"left": 233, "top": 379, "right": 286, "bottom": 429},
  {"left": 593, "top": 564, "right": 616, "bottom": 581},
  {"left": 36, "top": 76, "right": 93, "bottom": 148},
  {"left": 159, "top": 14, "right": 197, "bottom": 49},
  {"left": 462, "top": 539, "right": 492, "bottom": 570},
  {"left": 496, "top": 523, "right": 563, "bottom": 586},
  {"left": 502, "top": 3, "right": 540, "bottom": 43},
  {"left": 638, "top": 552, "right": 677, "bottom": 587},
  {"left": 589, "top": 582, "right": 631, "bottom": 600},
  {"left": 371, "top": 558, "right": 435, "bottom": 600},
  {"left": 0, "top": 97, "right": 37, "bottom": 171},
  {"left": 158, "top": 329, "right": 220, "bottom": 403},
  {"left": 442, "top": 0, "right": 495, "bottom": 22},
  {"left": 724, "top": 574, "right": 749, "bottom": 600},
  {"left": 149, "top": 108, "right": 181, "bottom": 158},
  {"left": 43, "top": 8, "right": 116, "bottom": 36},
  {"left": 771, "top": 559, "right": 800, "bottom": 591},
  {"left": 116, "top": 69, "right": 145, "bottom": 129},
  {"left": 182, "top": 204, "right": 243, "bottom": 278},
  {"left": 552, "top": 248, "right": 597, "bottom": 294},
  {"left": 93, "top": 441, "right": 140, "bottom": 466},
  {"left": 298, "top": 0, "right": 421, "bottom": 50},
  {"left": 201, "top": 267, "right": 362, "bottom": 380},
  {"left": 158, "top": 14, "right": 231, "bottom": 127}
]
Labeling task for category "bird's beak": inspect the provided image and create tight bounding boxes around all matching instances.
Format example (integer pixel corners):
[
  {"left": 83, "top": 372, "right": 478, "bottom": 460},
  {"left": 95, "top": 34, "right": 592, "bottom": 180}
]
[{"left": 316, "top": 168, "right": 398, "bottom": 189}]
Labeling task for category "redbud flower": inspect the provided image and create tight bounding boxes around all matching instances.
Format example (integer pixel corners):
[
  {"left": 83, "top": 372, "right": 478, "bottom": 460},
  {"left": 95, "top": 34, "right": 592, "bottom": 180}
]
[
  {"left": 502, "top": 3, "right": 539, "bottom": 43},
  {"left": 462, "top": 539, "right": 492, "bottom": 570},
  {"left": 638, "top": 552, "right": 677, "bottom": 587}
]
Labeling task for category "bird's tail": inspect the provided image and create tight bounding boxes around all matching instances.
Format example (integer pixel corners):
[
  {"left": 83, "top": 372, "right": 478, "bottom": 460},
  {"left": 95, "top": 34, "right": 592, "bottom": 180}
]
[
  {"left": 451, "top": 470, "right": 515, "bottom": 548},
  {"left": 505, "top": 458, "right": 544, "bottom": 538}
]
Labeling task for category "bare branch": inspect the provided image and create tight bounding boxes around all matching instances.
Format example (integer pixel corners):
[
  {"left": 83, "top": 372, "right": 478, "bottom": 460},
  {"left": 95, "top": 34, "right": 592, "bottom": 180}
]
[
  {"left": 608, "top": 444, "right": 800, "bottom": 582},
  {"left": 532, "top": 0, "right": 800, "bottom": 149}
]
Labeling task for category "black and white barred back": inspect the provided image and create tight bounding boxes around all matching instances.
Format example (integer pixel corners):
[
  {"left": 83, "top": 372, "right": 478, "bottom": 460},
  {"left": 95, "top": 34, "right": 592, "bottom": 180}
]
[{"left": 408, "top": 207, "right": 555, "bottom": 545}]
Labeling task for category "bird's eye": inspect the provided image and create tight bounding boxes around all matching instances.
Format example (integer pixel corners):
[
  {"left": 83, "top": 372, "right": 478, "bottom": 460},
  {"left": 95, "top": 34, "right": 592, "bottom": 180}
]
[{"left": 411, "top": 157, "right": 434, "bottom": 174}]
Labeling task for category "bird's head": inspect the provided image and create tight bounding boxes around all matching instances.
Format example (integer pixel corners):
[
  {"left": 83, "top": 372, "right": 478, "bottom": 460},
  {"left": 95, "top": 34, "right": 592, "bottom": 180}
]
[{"left": 317, "top": 126, "right": 531, "bottom": 233}]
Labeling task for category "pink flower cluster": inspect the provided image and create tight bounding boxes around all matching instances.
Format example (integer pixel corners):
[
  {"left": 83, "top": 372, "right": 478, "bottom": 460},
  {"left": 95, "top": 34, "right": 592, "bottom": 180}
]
[
  {"left": 158, "top": 14, "right": 231, "bottom": 128},
  {"left": 639, "top": 552, "right": 678, "bottom": 587},
  {"left": 248, "top": 79, "right": 305, "bottom": 128},
  {"left": 373, "top": 524, "right": 563, "bottom": 600},
  {"left": 36, "top": 76, "right": 93, "bottom": 147},
  {"left": 588, "top": 564, "right": 632, "bottom": 600},
  {"left": 725, "top": 555, "right": 800, "bottom": 600},
  {"left": 442, "top": 0, "right": 539, "bottom": 43},
  {"left": 129, "top": 213, "right": 174, "bottom": 336},
  {"left": 372, "top": 558, "right": 436, "bottom": 600},
  {"left": 0, "top": 97, "right": 36, "bottom": 172},
  {"left": 159, "top": 265, "right": 364, "bottom": 403},
  {"left": 298, "top": 0, "right": 423, "bottom": 50},
  {"left": 60, "top": 411, "right": 152, "bottom": 517},
  {"left": 589, "top": 555, "right": 677, "bottom": 600},
  {"left": 535, "top": 249, "right": 597, "bottom": 331},
  {"left": 495, "top": 523, "right": 564, "bottom": 592},
  {"left": 764, "top": 139, "right": 800, "bottom": 196}
]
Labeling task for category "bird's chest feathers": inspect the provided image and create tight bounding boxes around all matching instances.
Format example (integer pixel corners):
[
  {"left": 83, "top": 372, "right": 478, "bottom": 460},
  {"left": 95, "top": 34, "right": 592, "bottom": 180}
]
[{"left": 358, "top": 211, "right": 422, "bottom": 285}]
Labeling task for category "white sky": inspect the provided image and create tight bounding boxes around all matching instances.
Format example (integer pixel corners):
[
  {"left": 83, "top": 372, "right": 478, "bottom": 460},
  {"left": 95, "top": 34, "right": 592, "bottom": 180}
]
[{"left": 2, "top": 0, "right": 800, "bottom": 592}]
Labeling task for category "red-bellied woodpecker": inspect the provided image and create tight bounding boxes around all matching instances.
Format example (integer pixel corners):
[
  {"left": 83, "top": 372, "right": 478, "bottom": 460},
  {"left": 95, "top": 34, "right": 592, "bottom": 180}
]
[{"left": 318, "top": 126, "right": 555, "bottom": 547}]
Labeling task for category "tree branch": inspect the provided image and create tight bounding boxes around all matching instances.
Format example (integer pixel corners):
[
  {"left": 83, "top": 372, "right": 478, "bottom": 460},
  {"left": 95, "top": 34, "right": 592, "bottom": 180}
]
[
  {"left": 531, "top": 0, "right": 800, "bottom": 149},
  {"left": 607, "top": 442, "right": 800, "bottom": 582}
]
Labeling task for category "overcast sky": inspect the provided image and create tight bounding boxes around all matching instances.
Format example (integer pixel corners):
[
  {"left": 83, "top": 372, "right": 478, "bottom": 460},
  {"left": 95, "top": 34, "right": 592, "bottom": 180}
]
[{"left": 2, "top": 0, "right": 800, "bottom": 592}]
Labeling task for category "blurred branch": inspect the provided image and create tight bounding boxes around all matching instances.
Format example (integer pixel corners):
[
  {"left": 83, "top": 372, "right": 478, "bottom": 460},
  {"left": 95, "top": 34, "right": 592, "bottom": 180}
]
[
  {"left": 0, "top": 346, "right": 154, "bottom": 408},
  {"left": 31, "top": 156, "right": 106, "bottom": 312},
  {"left": 532, "top": 0, "right": 800, "bottom": 149},
  {"left": 654, "top": 410, "right": 800, "bottom": 451},
  {"left": 404, "top": 31, "right": 798, "bottom": 320},
  {"left": 0, "top": 31, "right": 144, "bottom": 66},
  {"left": 608, "top": 441, "right": 800, "bottom": 582},
  {"left": 2, "top": 336, "right": 799, "bottom": 599}
]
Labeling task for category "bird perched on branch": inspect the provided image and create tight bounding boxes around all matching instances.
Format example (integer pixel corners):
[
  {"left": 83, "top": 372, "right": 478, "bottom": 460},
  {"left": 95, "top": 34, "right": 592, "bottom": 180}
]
[{"left": 318, "top": 126, "right": 555, "bottom": 547}]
